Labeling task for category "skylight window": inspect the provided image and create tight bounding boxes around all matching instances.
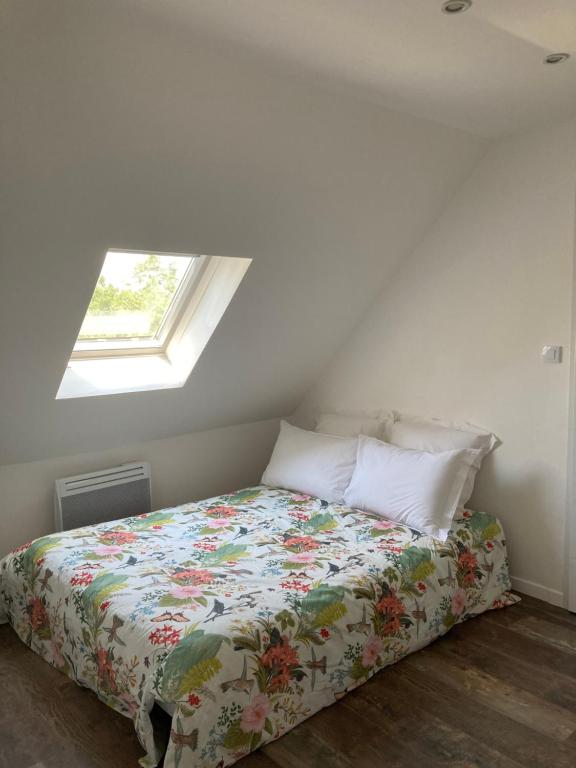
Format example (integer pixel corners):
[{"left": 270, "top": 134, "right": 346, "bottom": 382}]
[
  {"left": 74, "top": 251, "right": 198, "bottom": 356},
  {"left": 58, "top": 249, "right": 251, "bottom": 399}
]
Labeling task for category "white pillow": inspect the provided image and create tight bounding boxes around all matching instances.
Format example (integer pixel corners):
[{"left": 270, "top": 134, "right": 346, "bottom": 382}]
[
  {"left": 315, "top": 411, "right": 391, "bottom": 439},
  {"left": 344, "top": 436, "right": 476, "bottom": 540},
  {"left": 387, "top": 414, "right": 497, "bottom": 507},
  {"left": 261, "top": 421, "right": 357, "bottom": 503},
  {"left": 388, "top": 414, "right": 496, "bottom": 453}
]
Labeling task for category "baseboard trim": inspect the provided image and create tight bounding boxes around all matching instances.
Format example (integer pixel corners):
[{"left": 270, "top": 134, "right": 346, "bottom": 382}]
[{"left": 510, "top": 575, "right": 564, "bottom": 608}]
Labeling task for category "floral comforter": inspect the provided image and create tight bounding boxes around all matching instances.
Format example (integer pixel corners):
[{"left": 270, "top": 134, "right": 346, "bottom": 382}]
[{"left": 0, "top": 486, "right": 517, "bottom": 767}]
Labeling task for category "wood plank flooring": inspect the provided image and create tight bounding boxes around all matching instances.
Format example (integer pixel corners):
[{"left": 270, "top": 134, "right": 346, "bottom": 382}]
[{"left": 2, "top": 593, "right": 576, "bottom": 768}]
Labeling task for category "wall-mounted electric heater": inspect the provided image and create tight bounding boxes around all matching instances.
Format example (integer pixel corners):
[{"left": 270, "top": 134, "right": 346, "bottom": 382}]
[{"left": 54, "top": 462, "right": 152, "bottom": 532}]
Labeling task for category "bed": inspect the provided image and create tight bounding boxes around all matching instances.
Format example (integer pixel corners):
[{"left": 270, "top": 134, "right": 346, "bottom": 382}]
[{"left": 0, "top": 485, "right": 517, "bottom": 767}]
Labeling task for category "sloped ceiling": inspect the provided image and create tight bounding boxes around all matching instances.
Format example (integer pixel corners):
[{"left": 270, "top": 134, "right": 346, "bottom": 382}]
[
  {"left": 145, "top": 0, "right": 576, "bottom": 138},
  {"left": 0, "top": 0, "right": 485, "bottom": 464}
]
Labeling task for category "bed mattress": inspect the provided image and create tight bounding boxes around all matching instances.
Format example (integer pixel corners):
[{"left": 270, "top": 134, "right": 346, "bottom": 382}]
[{"left": 0, "top": 486, "right": 517, "bottom": 767}]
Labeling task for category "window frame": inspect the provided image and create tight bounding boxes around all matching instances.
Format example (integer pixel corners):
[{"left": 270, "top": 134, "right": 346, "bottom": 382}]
[
  {"left": 71, "top": 250, "right": 209, "bottom": 360},
  {"left": 57, "top": 254, "right": 252, "bottom": 399}
]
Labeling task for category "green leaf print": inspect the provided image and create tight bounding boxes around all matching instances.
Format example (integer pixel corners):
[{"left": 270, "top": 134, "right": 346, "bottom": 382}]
[
  {"left": 227, "top": 488, "right": 262, "bottom": 505},
  {"left": 177, "top": 657, "right": 223, "bottom": 694},
  {"left": 397, "top": 547, "right": 436, "bottom": 582},
  {"left": 81, "top": 573, "right": 128, "bottom": 609},
  {"left": 233, "top": 630, "right": 262, "bottom": 653},
  {"left": 21, "top": 537, "right": 64, "bottom": 577},
  {"left": 462, "top": 512, "right": 501, "bottom": 547},
  {"left": 264, "top": 717, "right": 274, "bottom": 735},
  {"left": 313, "top": 601, "right": 347, "bottom": 628},
  {"left": 130, "top": 512, "right": 173, "bottom": 530},
  {"left": 274, "top": 610, "right": 295, "bottom": 631},
  {"left": 301, "top": 585, "right": 345, "bottom": 620},
  {"left": 204, "top": 543, "right": 248, "bottom": 565},
  {"left": 304, "top": 513, "right": 337, "bottom": 533},
  {"left": 223, "top": 718, "right": 253, "bottom": 750},
  {"left": 481, "top": 522, "right": 501, "bottom": 541},
  {"left": 350, "top": 656, "right": 370, "bottom": 681},
  {"left": 443, "top": 611, "right": 456, "bottom": 630},
  {"left": 160, "top": 629, "right": 228, "bottom": 701},
  {"left": 158, "top": 595, "right": 191, "bottom": 608}
]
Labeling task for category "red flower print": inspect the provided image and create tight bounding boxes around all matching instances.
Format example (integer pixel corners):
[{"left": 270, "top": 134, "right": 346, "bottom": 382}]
[
  {"left": 486, "top": 541, "right": 494, "bottom": 550},
  {"left": 458, "top": 551, "right": 477, "bottom": 570},
  {"left": 261, "top": 636, "right": 300, "bottom": 689},
  {"left": 463, "top": 510, "right": 471, "bottom": 518},
  {"left": 100, "top": 600, "right": 112, "bottom": 612},
  {"left": 193, "top": 542, "right": 218, "bottom": 552},
  {"left": 457, "top": 550, "right": 478, "bottom": 586},
  {"left": 375, "top": 593, "right": 405, "bottom": 617},
  {"left": 152, "top": 525, "right": 162, "bottom": 530},
  {"left": 375, "top": 591, "right": 405, "bottom": 636},
  {"left": 70, "top": 573, "right": 94, "bottom": 586},
  {"left": 283, "top": 536, "right": 319, "bottom": 552},
  {"left": 381, "top": 616, "right": 401, "bottom": 636},
  {"left": 29, "top": 597, "right": 49, "bottom": 632},
  {"left": 279, "top": 579, "right": 310, "bottom": 593},
  {"left": 96, "top": 646, "right": 117, "bottom": 693},
  {"left": 207, "top": 506, "right": 238, "bottom": 518},
  {"left": 148, "top": 624, "right": 182, "bottom": 647},
  {"left": 320, "top": 628, "right": 330, "bottom": 639},
  {"left": 187, "top": 693, "right": 201, "bottom": 707},
  {"left": 417, "top": 582, "right": 427, "bottom": 592},
  {"left": 12, "top": 541, "right": 32, "bottom": 554},
  {"left": 288, "top": 511, "right": 310, "bottom": 522},
  {"left": 377, "top": 542, "right": 403, "bottom": 554},
  {"left": 172, "top": 568, "right": 214, "bottom": 585},
  {"left": 261, "top": 638, "right": 299, "bottom": 669},
  {"left": 100, "top": 531, "right": 138, "bottom": 545}
]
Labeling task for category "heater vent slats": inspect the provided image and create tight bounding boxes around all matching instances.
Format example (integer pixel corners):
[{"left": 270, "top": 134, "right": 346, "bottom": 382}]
[{"left": 54, "top": 462, "right": 152, "bottom": 531}]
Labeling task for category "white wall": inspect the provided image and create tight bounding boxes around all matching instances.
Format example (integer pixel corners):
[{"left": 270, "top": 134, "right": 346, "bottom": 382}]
[
  {"left": 298, "top": 119, "right": 576, "bottom": 605},
  {"left": 0, "top": 419, "right": 279, "bottom": 558},
  {"left": 0, "top": 0, "right": 485, "bottom": 466}
]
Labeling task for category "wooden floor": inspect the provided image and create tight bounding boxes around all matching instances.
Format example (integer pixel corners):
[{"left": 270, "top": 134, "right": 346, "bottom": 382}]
[{"left": 3, "top": 593, "right": 576, "bottom": 768}]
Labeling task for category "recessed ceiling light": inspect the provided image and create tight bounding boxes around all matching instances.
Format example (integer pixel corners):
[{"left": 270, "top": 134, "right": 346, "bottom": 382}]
[
  {"left": 442, "top": 0, "right": 472, "bottom": 14},
  {"left": 544, "top": 52, "right": 570, "bottom": 65}
]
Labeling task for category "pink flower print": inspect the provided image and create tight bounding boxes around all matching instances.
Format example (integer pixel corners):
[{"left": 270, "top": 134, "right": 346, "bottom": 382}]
[
  {"left": 451, "top": 588, "right": 467, "bottom": 616},
  {"left": 362, "top": 634, "right": 383, "bottom": 668},
  {"left": 93, "top": 545, "right": 123, "bottom": 557},
  {"left": 170, "top": 585, "right": 203, "bottom": 600},
  {"left": 289, "top": 552, "right": 317, "bottom": 564},
  {"left": 373, "top": 520, "right": 396, "bottom": 530},
  {"left": 240, "top": 693, "right": 270, "bottom": 733},
  {"left": 206, "top": 518, "right": 230, "bottom": 529}
]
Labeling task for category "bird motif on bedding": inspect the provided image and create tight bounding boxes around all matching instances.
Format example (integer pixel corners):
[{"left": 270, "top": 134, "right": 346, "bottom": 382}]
[{"left": 0, "top": 486, "right": 518, "bottom": 768}]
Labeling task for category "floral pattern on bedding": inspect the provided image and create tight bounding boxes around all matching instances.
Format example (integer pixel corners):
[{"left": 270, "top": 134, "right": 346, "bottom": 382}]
[{"left": 0, "top": 486, "right": 517, "bottom": 768}]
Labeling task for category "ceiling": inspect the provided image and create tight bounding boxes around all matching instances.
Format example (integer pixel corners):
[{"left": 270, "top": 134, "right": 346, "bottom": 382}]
[{"left": 150, "top": 0, "right": 576, "bottom": 138}]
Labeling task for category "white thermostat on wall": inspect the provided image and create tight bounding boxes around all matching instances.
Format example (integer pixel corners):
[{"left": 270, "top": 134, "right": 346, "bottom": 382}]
[{"left": 542, "top": 345, "right": 562, "bottom": 364}]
